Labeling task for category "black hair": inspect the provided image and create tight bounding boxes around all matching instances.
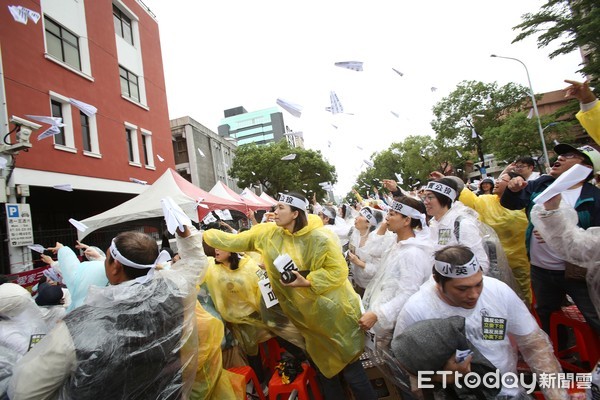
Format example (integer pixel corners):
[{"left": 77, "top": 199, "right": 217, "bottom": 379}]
[
  {"left": 428, "top": 178, "right": 458, "bottom": 209},
  {"left": 322, "top": 206, "right": 336, "bottom": 225},
  {"left": 214, "top": 250, "right": 241, "bottom": 270},
  {"left": 515, "top": 156, "right": 535, "bottom": 167}
]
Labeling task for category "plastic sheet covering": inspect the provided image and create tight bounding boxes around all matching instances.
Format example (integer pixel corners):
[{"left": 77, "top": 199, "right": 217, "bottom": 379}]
[
  {"left": 0, "top": 345, "right": 20, "bottom": 399},
  {"left": 459, "top": 189, "right": 532, "bottom": 306},
  {"left": 347, "top": 229, "right": 392, "bottom": 289},
  {"left": 203, "top": 214, "right": 364, "bottom": 378},
  {"left": 17, "top": 228, "right": 205, "bottom": 400},
  {"left": 190, "top": 302, "right": 245, "bottom": 400},
  {"left": 531, "top": 204, "right": 600, "bottom": 319},
  {"left": 204, "top": 255, "right": 305, "bottom": 356},
  {"left": 514, "top": 328, "right": 568, "bottom": 400},
  {"left": 0, "top": 283, "right": 48, "bottom": 355}
]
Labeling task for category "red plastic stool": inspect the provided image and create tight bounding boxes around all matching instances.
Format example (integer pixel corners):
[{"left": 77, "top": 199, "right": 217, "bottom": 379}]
[
  {"left": 268, "top": 362, "right": 323, "bottom": 400},
  {"left": 259, "top": 337, "right": 286, "bottom": 374},
  {"left": 228, "top": 366, "right": 266, "bottom": 400},
  {"left": 549, "top": 305, "right": 600, "bottom": 373}
]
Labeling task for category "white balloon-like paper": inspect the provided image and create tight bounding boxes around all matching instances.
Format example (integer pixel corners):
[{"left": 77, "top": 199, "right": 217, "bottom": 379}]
[
  {"left": 161, "top": 196, "right": 192, "bottom": 235},
  {"left": 28, "top": 244, "right": 46, "bottom": 253},
  {"left": 276, "top": 98, "right": 303, "bottom": 118},
  {"left": 69, "top": 218, "right": 88, "bottom": 232},
  {"left": 281, "top": 153, "right": 297, "bottom": 161},
  {"left": 334, "top": 61, "right": 363, "bottom": 72},
  {"left": 129, "top": 177, "right": 147, "bottom": 185},
  {"left": 53, "top": 184, "right": 73, "bottom": 192},
  {"left": 69, "top": 98, "right": 97, "bottom": 117}
]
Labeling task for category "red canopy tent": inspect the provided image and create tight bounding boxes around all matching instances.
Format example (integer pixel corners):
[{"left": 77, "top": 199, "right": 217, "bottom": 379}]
[{"left": 209, "top": 181, "right": 271, "bottom": 212}]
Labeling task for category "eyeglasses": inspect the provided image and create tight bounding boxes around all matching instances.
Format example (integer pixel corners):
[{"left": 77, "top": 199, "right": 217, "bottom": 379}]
[
  {"left": 513, "top": 164, "right": 530, "bottom": 170},
  {"left": 560, "top": 152, "right": 584, "bottom": 160},
  {"left": 495, "top": 178, "right": 510, "bottom": 184},
  {"left": 422, "top": 195, "right": 437, "bottom": 202}
]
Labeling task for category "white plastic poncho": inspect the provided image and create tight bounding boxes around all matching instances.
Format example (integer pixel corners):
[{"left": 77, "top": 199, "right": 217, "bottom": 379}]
[
  {"left": 348, "top": 228, "right": 393, "bottom": 289},
  {"left": 531, "top": 203, "right": 600, "bottom": 319},
  {"left": 9, "top": 229, "right": 204, "bottom": 400},
  {"left": 0, "top": 283, "right": 48, "bottom": 356},
  {"left": 429, "top": 201, "right": 489, "bottom": 273},
  {"left": 362, "top": 234, "right": 433, "bottom": 339},
  {"left": 203, "top": 214, "right": 364, "bottom": 378}
]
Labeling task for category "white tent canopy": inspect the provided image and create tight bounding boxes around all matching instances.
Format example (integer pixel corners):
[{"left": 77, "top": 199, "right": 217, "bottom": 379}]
[{"left": 77, "top": 169, "right": 247, "bottom": 240}]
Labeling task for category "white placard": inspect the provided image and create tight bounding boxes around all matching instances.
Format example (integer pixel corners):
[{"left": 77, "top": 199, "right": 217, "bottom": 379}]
[
  {"left": 365, "top": 329, "right": 376, "bottom": 352},
  {"left": 259, "top": 277, "right": 279, "bottom": 308},
  {"left": 273, "top": 254, "right": 297, "bottom": 274},
  {"left": 6, "top": 204, "right": 33, "bottom": 246}
]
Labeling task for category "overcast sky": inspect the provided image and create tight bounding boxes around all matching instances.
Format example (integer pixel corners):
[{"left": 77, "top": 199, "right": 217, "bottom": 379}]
[{"left": 143, "top": 0, "right": 584, "bottom": 196}]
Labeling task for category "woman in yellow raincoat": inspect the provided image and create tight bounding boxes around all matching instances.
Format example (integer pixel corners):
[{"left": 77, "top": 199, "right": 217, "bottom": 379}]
[
  {"left": 204, "top": 192, "right": 377, "bottom": 400},
  {"left": 204, "top": 247, "right": 305, "bottom": 384}
]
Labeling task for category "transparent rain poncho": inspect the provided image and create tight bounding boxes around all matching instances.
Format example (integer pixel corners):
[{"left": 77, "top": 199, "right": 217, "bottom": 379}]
[
  {"left": 204, "top": 255, "right": 305, "bottom": 356},
  {"left": 9, "top": 228, "right": 205, "bottom": 400},
  {"left": 459, "top": 189, "right": 532, "bottom": 305},
  {"left": 203, "top": 214, "right": 364, "bottom": 378},
  {"left": 0, "top": 283, "right": 48, "bottom": 356},
  {"left": 531, "top": 203, "right": 600, "bottom": 319}
]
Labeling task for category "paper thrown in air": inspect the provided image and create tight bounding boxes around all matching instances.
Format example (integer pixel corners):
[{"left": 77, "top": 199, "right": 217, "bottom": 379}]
[
  {"left": 129, "top": 177, "right": 147, "bottom": 185},
  {"left": 157, "top": 154, "right": 164, "bottom": 162},
  {"left": 334, "top": 61, "right": 363, "bottom": 72},
  {"left": 392, "top": 68, "right": 404, "bottom": 77},
  {"left": 202, "top": 212, "right": 217, "bottom": 224},
  {"left": 69, "top": 98, "right": 97, "bottom": 117},
  {"left": 28, "top": 244, "right": 46, "bottom": 253},
  {"left": 197, "top": 148, "right": 206, "bottom": 157},
  {"left": 69, "top": 218, "right": 88, "bottom": 232},
  {"left": 53, "top": 184, "right": 73, "bottom": 192},
  {"left": 281, "top": 153, "right": 296, "bottom": 161},
  {"left": 276, "top": 98, "right": 303, "bottom": 118},
  {"left": 533, "top": 164, "right": 593, "bottom": 205},
  {"left": 161, "top": 196, "right": 192, "bottom": 234},
  {"left": 38, "top": 125, "right": 61, "bottom": 141},
  {"left": 364, "top": 160, "right": 374, "bottom": 168},
  {"left": 25, "top": 115, "right": 64, "bottom": 127},
  {"left": 329, "top": 91, "right": 344, "bottom": 114}
]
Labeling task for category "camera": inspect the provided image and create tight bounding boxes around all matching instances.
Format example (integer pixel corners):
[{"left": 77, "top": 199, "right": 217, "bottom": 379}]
[{"left": 281, "top": 270, "right": 297, "bottom": 284}]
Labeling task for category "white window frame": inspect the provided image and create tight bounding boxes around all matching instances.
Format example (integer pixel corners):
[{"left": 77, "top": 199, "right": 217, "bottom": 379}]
[
  {"left": 49, "top": 91, "right": 76, "bottom": 153},
  {"left": 141, "top": 128, "right": 155, "bottom": 169},
  {"left": 125, "top": 121, "right": 141, "bottom": 166},
  {"left": 81, "top": 111, "right": 101, "bottom": 158}
]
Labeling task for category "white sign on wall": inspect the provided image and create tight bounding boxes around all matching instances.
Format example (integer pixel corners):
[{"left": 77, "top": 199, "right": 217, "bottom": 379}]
[{"left": 5, "top": 203, "right": 33, "bottom": 247}]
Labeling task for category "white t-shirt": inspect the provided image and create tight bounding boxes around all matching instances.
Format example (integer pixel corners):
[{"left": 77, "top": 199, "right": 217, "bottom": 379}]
[
  {"left": 394, "top": 277, "right": 538, "bottom": 397},
  {"left": 530, "top": 186, "right": 582, "bottom": 270}
]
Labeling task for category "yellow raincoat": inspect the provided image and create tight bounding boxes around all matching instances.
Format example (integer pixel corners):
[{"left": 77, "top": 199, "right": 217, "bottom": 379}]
[
  {"left": 203, "top": 215, "right": 364, "bottom": 378},
  {"left": 459, "top": 188, "right": 532, "bottom": 305},
  {"left": 576, "top": 100, "right": 600, "bottom": 144}
]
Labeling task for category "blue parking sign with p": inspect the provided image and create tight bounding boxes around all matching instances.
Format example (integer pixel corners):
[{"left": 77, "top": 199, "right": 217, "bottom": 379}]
[{"left": 7, "top": 205, "right": 19, "bottom": 218}]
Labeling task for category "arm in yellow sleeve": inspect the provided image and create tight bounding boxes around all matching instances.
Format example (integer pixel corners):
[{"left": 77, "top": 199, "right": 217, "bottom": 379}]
[
  {"left": 203, "top": 224, "right": 266, "bottom": 254},
  {"left": 576, "top": 100, "right": 600, "bottom": 145},
  {"left": 457, "top": 187, "right": 479, "bottom": 210},
  {"left": 305, "top": 231, "right": 349, "bottom": 296}
]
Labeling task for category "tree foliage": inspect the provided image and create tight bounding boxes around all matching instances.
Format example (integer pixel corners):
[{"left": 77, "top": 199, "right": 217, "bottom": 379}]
[
  {"left": 432, "top": 80, "right": 534, "bottom": 163},
  {"left": 228, "top": 140, "right": 337, "bottom": 199},
  {"left": 513, "top": 0, "right": 600, "bottom": 89}
]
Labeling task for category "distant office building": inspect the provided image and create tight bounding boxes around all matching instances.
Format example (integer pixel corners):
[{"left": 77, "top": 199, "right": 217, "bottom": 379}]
[
  {"left": 285, "top": 126, "right": 305, "bottom": 149},
  {"left": 218, "top": 106, "right": 286, "bottom": 146},
  {"left": 171, "top": 116, "right": 239, "bottom": 192}
]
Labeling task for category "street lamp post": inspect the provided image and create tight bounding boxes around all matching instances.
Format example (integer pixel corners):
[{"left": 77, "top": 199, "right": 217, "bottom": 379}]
[{"left": 490, "top": 54, "right": 550, "bottom": 172}]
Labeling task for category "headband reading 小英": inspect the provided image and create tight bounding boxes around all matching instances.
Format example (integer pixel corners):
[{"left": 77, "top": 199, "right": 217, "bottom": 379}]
[
  {"left": 109, "top": 239, "right": 172, "bottom": 270},
  {"left": 359, "top": 207, "right": 377, "bottom": 226},
  {"left": 434, "top": 255, "right": 480, "bottom": 278}
]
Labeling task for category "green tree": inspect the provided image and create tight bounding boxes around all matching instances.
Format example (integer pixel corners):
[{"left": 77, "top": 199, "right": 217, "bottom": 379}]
[
  {"left": 513, "top": 0, "right": 600, "bottom": 89},
  {"left": 228, "top": 140, "right": 337, "bottom": 199},
  {"left": 432, "top": 80, "right": 531, "bottom": 164},
  {"left": 485, "top": 111, "right": 575, "bottom": 163}
]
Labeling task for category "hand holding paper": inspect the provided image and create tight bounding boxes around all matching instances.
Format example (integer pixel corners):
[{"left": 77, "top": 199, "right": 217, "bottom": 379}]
[
  {"left": 533, "top": 164, "right": 593, "bottom": 204},
  {"left": 161, "top": 196, "right": 192, "bottom": 235}
]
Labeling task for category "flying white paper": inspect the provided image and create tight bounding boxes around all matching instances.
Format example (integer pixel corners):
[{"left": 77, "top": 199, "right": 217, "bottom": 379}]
[
  {"left": 161, "top": 196, "right": 192, "bottom": 235},
  {"left": 38, "top": 125, "right": 61, "bottom": 141},
  {"left": 69, "top": 98, "right": 97, "bottom": 117},
  {"left": 197, "top": 148, "right": 206, "bottom": 157},
  {"left": 28, "top": 244, "right": 46, "bottom": 253},
  {"left": 157, "top": 154, "right": 164, "bottom": 162},
  {"left": 281, "top": 153, "right": 297, "bottom": 161},
  {"left": 129, "top": 178, "right": 147, "bottom": 185},
  {"left": 533, "top": 164, "right": 593, "bottom": 205},
  {"left": 334, "top": 61, "right": 363, "bottom": 72},
  {"left": 364, "top": 160, "right": 374, "bottom": 168},
  {"left": 392, "top": 68, "right": 404, "bottom": 77},
  {"left": 276, "top": 98, "right": 303, "bottom": 118},
  {"left": 329, "top": 91, "right": 344, "bottom": 114},
  {"left": 69, "top": 218, "right": 88, "bottom": 232},
  {"left": 53, "top": 184, "right": 73, "bottom": 192}
]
